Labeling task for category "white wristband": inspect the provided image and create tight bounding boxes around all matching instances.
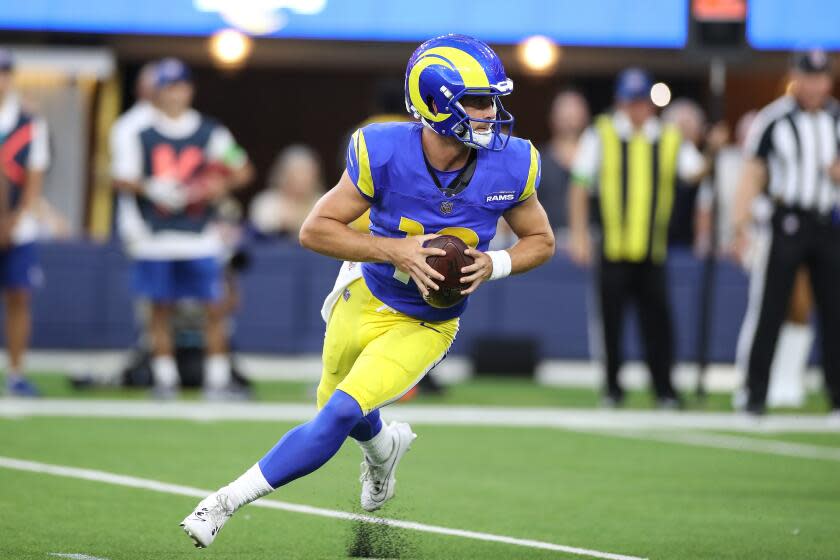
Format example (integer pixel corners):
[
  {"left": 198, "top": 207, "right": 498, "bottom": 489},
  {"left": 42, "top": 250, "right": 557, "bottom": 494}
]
[{"left": 487, "top": 250, "right": 512, "bottom": 281}]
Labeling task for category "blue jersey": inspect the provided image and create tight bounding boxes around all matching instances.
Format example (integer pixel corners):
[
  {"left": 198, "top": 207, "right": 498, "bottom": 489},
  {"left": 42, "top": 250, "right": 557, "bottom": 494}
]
[{"left": 346, "top": 122, "right": 541, "bottom": 322}]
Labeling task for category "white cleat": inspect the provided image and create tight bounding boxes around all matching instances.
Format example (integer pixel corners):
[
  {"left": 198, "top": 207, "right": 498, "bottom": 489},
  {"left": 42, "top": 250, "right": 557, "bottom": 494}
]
[
  {"left": 180, "top": 491, "right": 235, "bottom": 548},
  {"left": 359, "top": 421, "right": 417, "bottom": 512}
]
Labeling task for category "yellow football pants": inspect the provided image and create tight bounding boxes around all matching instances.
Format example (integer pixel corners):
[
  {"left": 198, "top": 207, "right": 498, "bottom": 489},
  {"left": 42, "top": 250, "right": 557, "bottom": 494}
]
[{"left": 317, "top": 277, "right": 459, "bottom": 415}]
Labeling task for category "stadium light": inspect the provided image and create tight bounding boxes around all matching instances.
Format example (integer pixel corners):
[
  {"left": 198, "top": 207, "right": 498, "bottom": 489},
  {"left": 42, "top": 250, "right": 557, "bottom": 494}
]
[
  {"left": 517, "top": 35, "right": 560, "bottom": 74},
  {"left": 209, "top": 28, "right": 253, "bottom": 68},
  {"left": 650, "top": 82, "right": 672, "bottom": 107}
]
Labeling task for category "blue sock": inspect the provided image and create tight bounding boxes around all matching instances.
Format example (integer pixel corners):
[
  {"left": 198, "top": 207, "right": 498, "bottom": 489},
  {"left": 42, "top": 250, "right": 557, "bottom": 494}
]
[
  {"left": 257, "top": 390, "right": 364, "bottom": 488},
  {"left": 349, "top": 409, "right": 382, "bottom": 441}
]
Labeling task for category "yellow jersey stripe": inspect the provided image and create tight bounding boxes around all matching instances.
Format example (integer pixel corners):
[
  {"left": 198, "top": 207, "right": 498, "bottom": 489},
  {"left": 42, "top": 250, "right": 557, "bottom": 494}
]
[
  {"left": 356, "top": 129, "right": 375, "bottom": 199},
  {"left": 518, "top": 142, "right": 539, "bottom": 202}
]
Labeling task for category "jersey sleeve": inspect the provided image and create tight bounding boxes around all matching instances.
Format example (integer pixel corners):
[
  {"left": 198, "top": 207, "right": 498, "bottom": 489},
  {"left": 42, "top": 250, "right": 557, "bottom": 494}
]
[
  {"left": 571, "top": 126, "right": 600, "bottom": 189},
  {"left": 676, "top": 140, "right": 705, "bottom": 182},
  {"left": 346, "top": 128, "right": 377, "bottom": 201},
  {"left": 516, "top": 141, "right": 541, "bottom": 203},
  {"left": 207, "top": 125, "right": 248, "bottom": 169},
  {"left": 743, "top": 112, "right": 775, "bottom": 162},
  {"left": 27, "top": 117, "right": 49, "bottom": 172},
  {"left": 110, "top": 125, "right": 143, "bottom": 182}
]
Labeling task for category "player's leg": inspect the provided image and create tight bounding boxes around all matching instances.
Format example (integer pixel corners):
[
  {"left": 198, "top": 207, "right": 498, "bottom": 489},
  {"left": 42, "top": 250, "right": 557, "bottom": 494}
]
[
  {"left": 336, "top": 311, "right": 457, "bottom": 511},
  {"left": 597, "top": 260, "right": 630, "bottom": 405},
  {"left": 808, "top": 226, "right": 840, "bottom": 410},
  {"left": 247, "top": 277, "right": 379, "bottom": 488},
  {"left": 316, "top": 278, "right": 384, "bottom": 445},
  {"left": 738, "top": 219, "right": 802, "bottom": 413},
  {"left": 4, "top": 290, "right": 32, "bottom": 377},
  {"left": 134, "top": 259, "right": 179, "bottom": 396},
  {"left": 3, "top": 243, "right": 38, "bottom": 396},
  {"left": 181, "top": 278, "right": 369, "bottom": 547},
  {"left": 181, "top": 389, "right": 368, "bottom": 548},
  {"left": 767, "top": 267, "right": 813, "bottom": 407},
  {"left": 176, "top": 257, "right": 233, "bottom": 398},
  {"left": 635, "top": 262, "right": 679, "bottom": 406},
  {"left": 148, "top": 302, "right": 178, "bottom": 395}
]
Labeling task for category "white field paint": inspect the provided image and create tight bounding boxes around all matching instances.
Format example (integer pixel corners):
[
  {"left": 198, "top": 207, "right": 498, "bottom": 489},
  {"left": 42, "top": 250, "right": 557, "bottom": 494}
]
[
  {"left": 0, "top": 456, "right": 647, "bottom": 560},
  {"left": 600, "top": 430, "right": 840, "bottom": 462},
  {"left": 48, "top": 554, "right": 110, "bottom": 560},
  {"left": 2, "top": 398, "right": 840, "bottom": 433}
]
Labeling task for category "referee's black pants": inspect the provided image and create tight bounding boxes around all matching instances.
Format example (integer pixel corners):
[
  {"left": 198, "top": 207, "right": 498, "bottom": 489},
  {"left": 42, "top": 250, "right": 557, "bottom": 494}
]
[
  {"left": 596, "top": 258, "right": 677, "bottom": 400},
  {"left": 743, "top": 207, "right": 840, "bottom": 409}
]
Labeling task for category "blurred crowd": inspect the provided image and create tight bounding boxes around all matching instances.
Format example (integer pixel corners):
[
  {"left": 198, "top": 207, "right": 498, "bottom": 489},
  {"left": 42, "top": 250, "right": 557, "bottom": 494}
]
[{"left": 1, "top": 46, "right": 838, "bottom": 416}]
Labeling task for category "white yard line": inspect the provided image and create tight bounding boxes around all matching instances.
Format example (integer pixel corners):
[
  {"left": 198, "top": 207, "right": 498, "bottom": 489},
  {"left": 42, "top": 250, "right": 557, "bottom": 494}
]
[
  {"left": 600, "top": 431, "right": 840, "bottom": 462},
  {"left": 2, "top": 398, "right": 840, "bottom": 433},
  {"left": 48, "top": 554, "right": 110, "bottom": 560},
  {"left": 0, "top": 456, "right": 645, "bottom": 560},
  {"left": 3, "top": 400, "right": 839, "bottom": 462}
]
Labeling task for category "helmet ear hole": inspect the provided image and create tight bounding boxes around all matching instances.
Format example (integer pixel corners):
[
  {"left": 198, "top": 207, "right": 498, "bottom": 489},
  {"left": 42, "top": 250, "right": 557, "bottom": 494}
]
[{"left": 426, "top": 95, "right": 437, "bottom": 115}]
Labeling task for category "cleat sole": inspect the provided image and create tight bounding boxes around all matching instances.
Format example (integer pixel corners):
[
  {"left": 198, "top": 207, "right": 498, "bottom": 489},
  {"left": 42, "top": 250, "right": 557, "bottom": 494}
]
[{"left": 181, "top": 523, "right": 207, "bottom": 549}]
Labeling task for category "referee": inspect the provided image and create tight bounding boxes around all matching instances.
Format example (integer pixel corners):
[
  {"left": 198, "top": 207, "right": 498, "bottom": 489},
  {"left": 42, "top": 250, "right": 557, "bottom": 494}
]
[{"left": 732, "top": 49, "right": 840, "bottom": 414}]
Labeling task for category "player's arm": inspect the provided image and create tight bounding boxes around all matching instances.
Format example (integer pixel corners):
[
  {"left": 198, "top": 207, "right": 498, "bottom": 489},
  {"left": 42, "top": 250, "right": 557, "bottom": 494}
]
[
  {"left": 679, "top": 122, "right": 729, "bottom": 185},
  {"left": 459, "top": 194, "right": 555, "bottom": 295},
  {"left": 205, "top": 128, "right": 254, "bottom": 198},
  {"left": 225, "top": 156, "right": 254, "bottom": 191},
  {"left": 730, "top": 157, "right": 768, "bottom": 262},
  {"left": 568, "top": 179, "right": 592, "bottom": 266},
  {"left": 110, "top": 126, "right": 144, "bottom": 194},
  {"left": 7, "top": 118, "right": 48, "bottom": 240},
  {"left": 18, "top": 169, "right": 43, "bottom": 221},
  {"left": 299, "top": 170, "right": 446, "bottom": 295},
  {"left": 567, "top": 126, "right": 599, "bottom": 266},
  {"left": 729, "top": 112, "right": 772, "bottom": 262}
]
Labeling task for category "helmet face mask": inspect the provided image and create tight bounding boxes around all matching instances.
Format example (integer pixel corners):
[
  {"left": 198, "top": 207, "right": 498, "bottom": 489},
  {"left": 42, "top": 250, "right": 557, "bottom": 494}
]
[
  {"left": 445, "top": 87, "right": 514, "bottom": 151},
  {"left": 405, "top": 34, "right": 515, "bottom": 152}
]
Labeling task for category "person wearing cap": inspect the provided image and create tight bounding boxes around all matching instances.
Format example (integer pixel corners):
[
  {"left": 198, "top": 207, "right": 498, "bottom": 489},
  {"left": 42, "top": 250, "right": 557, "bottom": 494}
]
[
  {"left": 568, "top": 68, "right": 721, "bottom": 407},
  {"left": 111, "top": 58, "right": 254, "bottom": 399},
  {"left": 0, "top": 49, "right": 50, "bottom": 397},
  {"left": 731, "top": 49, "right": 840, "bottom": 415}
]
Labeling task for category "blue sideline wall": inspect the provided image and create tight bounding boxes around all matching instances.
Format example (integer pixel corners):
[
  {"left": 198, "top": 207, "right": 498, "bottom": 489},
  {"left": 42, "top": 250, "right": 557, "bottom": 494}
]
[{"left": 5, "top": 241, "right": 751, "bottom": 362}]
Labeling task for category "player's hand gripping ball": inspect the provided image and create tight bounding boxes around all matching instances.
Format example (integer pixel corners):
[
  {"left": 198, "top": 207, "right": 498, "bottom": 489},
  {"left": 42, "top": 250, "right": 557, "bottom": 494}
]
[{"left": 422, "top": 235, "right": 474, "bottom": 308}]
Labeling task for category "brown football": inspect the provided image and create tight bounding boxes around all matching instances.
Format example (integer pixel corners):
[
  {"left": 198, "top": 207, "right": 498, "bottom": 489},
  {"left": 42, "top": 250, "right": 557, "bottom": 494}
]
[{"left": 422, "top": 235, "right": 474, "bottom": 308}]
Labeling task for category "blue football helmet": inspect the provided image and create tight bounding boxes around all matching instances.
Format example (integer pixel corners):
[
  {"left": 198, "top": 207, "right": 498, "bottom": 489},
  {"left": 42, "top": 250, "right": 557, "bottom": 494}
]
[{"left": 404, "top": 34, "right": 514, "bottom": 151}]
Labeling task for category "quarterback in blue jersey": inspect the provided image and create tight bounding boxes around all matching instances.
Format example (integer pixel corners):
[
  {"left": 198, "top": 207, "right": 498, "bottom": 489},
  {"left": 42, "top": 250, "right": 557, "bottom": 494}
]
[{"left": 182, "top": 34, "right": 555, "bottom": 548}]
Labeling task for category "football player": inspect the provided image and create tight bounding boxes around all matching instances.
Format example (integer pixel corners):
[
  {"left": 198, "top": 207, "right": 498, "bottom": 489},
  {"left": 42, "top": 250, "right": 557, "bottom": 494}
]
[
  {"left": 182, "top": 35, "right": 554, "bottom": 548},
  {"left": 111, "top": 58, "right": 253, "bottom": 399}
]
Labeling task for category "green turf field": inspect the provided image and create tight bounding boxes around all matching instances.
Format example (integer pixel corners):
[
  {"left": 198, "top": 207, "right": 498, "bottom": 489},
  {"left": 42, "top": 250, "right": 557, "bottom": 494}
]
[
  {"left": 23, "top": 372, "right": 836, "bottom": 412},
  {"left": 2, "top": 399, "right": 840, "bottom": 559}
]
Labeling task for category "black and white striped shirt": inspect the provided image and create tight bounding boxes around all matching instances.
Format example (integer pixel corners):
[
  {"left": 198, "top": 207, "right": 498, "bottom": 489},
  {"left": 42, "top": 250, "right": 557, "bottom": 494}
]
[{"left": 745, "top": 95, "right": 840, "bottom": 214}]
